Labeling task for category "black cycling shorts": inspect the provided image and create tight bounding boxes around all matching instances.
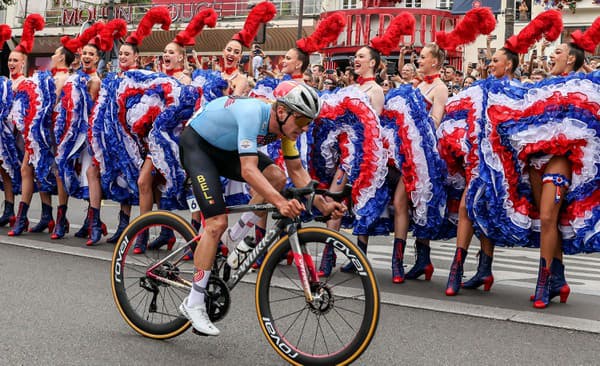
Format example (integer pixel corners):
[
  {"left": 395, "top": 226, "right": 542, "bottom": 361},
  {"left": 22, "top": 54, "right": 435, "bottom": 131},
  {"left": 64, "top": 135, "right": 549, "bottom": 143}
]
[{"left": 179, "top": 126, "right": 274, "bottom": 219}]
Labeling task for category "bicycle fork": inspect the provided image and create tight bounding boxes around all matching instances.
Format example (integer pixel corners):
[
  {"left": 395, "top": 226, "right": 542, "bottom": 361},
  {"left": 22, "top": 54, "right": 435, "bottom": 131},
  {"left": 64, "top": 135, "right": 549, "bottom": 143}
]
[{"left": 286, "top": 224, "right": 319, "bottom": 303}]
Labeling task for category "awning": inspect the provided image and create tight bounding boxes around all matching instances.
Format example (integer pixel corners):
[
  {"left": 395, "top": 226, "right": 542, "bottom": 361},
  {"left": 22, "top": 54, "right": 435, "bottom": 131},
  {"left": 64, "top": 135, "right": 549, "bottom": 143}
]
[
  {"left": 17, "top": 26, "right": 314, "bottom": 55},
  {"left": 451, "top": 0, "right": 501, "bottom": 15}
]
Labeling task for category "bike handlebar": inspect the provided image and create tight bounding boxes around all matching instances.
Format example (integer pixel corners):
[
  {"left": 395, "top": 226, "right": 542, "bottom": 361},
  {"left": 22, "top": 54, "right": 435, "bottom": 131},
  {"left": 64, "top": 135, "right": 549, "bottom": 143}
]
[{"left": 274, "top": 180, "right": 353, "bottom": 222}]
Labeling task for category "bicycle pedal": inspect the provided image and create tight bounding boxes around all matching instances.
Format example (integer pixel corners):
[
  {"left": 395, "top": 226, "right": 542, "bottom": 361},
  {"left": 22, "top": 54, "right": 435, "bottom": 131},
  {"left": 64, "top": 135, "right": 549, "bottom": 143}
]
[{"left": 191, "top": 328, "right": 210, "bottom": 337}]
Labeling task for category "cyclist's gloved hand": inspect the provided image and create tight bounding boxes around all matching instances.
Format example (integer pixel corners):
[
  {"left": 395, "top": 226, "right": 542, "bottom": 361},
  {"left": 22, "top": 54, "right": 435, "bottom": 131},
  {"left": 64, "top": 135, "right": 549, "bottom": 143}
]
[{"left": 276, "top": 198, "right": 305, "bottom": 218}]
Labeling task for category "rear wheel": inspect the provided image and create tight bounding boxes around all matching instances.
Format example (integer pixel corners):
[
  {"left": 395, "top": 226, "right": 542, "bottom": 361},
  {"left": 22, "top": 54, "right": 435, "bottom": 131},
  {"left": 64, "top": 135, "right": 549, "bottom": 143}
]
[
  {"left": 255, "top": 227, "right": 379, "bottom": 365},
  {"left": 111, "top": 211, "right": 196, "bottom": 339}
]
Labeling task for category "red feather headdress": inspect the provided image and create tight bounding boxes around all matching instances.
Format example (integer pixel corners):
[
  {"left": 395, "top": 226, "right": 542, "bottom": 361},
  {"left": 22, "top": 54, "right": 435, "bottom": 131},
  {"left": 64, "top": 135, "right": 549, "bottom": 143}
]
[
  {"left": 570, "top": 16, "right": 600, "bottom": 53},
  {"left": 99, "top": 19, "right": 128, "bottom": 52},
  {"left": 435, "top": 8, "right": 496, "bottom": 52},
  {"left": 126, "top": 7, "right": 171, "bottom": 46},
  {"left": 504, "top": 10, "right": 563, "bottom": 54},
  {"left": 231, "top": 1, "right": 277, "bottom": 48},
  {"left": 173, "top": 8, "right": 217, "bottom": 47},
  {"left": 0, "top": 24, "right": 11, "bottom": 49},
  {"left": 296, "top": 12, "right": 346, "bottom": 54},
  {"left": 370, "top": 12, "right": 416, "bottom": 56},
  {"left": 61, "top": 22, "right": 105, "bottom": 54},
  {"left": 15, "top": 14, "right": 45, "bottom": 54}
]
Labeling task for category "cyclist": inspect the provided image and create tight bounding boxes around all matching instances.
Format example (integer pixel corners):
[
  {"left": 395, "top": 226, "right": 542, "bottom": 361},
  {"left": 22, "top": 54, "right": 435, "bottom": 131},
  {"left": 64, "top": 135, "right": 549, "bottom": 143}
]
[{"left": 178, "top": 80, "right": 346, "bottom": 335}]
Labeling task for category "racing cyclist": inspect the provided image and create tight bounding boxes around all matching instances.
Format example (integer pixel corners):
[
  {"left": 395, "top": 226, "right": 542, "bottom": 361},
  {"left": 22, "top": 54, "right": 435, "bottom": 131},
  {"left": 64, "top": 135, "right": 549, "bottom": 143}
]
[{"left": 178, "top": 81, "right": 346, "bottom": 336}]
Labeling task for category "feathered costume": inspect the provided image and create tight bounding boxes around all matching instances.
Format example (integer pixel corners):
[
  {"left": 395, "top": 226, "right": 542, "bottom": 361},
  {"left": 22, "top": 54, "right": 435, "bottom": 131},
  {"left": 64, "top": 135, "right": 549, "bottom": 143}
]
[
  {"left": 0, "top": 25, "right": 22, "bottom": 193},
  {"left": 10, "top": 14, "right": 56, "bottom": 193},
  {"left": 54, "top": 22, "right": 110, "bottom": 200}
]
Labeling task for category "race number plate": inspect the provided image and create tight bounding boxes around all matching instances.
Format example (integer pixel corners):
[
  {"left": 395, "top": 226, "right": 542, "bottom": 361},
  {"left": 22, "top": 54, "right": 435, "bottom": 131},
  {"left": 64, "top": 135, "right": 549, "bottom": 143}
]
[{"left": 186, "top": 194, "right": 201, "bottom": 213}]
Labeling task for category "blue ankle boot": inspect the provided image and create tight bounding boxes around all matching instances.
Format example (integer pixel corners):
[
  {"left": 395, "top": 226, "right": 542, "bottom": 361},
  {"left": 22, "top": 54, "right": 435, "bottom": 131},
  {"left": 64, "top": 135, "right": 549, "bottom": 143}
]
[
  {"left": 0, "top": 201, "right": 15, "bottom": 227},
  {"left": 533, "top": 258, "right": 551, "bottom": 309},
  {"left": 341, "top": 239, "right": 367, "bottom": 273},
  {"left": 74, "top": 211, "right": 90, "bottom": 238},
  {"left": 317, "top": 244, "right": 337, "bottom": 277},
  {"left": 133, "top": 230, "right": 149, "bottom": 255},
  {"left": 392, "top": 238, "right": 406, "bottom": 284},
  {"left": 107, "top": 210, "right": 130, "bottom": 244},
  {"left": 29, "top": 203, "right": 54, "bottom": 233},
  {"left": 530, "top": 257, "right": 570, "bottom": 303},
  {"left": 51, "top": 205, "right": 69, "bottom": 239},
  {"left": 445, "top": 248, "right": 467, "bottom": 296},
  {"left": 405, "top": 240, "right": 434, "bottom": 280},
  {"left": 86, "top": 207, "right": 107, "bottom": 246},
  {"left": 148, "top": 227, "right": 176, "bottom": 250},
  {"left": 462, "top": 250, "right": 494, "bottom": 291},
  {"left": 8, "top": 202, "right": 29, "bottom": 236}
]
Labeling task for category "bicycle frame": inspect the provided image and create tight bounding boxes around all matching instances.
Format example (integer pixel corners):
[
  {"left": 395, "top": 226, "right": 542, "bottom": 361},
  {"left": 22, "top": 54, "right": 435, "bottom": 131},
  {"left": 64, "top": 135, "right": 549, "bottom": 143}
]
[{"left": 144, "top": 202, "right": 320, "bottom": 302}]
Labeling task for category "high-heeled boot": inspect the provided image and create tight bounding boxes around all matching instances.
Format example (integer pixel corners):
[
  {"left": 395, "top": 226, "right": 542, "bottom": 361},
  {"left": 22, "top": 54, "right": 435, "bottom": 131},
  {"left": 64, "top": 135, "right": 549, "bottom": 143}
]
[
  {"left": 445, "top": 248, "right": 467, "bottom": 296},
  {"left": 532, "top": 258, "right": 552, "bottom": 309},
  {"left": 405, "top": 239, "right": 434, "bottom": 280},
  {"left": 549, "top": 258, "right": 570, "bottom": 303},
  {"left": 462, "top": 250, "right": 494, "bottom": 291},
  {"left": 8, "top": 202, "right": 30, "bottom": 236},
  {"left": 133, "top": 230, "right": 149, "bottom": 254},
  {"left": 392, "top": 238, "right": 406, "bottom": 284},
  {"left": 74, "top": 206, "right": 90, "bottom": 238},
  {"left": 317, "top": 244, "right": 337, "bottom": 277},
  {"left": 29, "top": 203, "right": 55, "bottom": 233},
  {"left": 107, "top": 210, "right": 130, "bottom": 244},
  {"left": 148, "top": 227, "right": 176, "bottom": 250},
  {"left": 530, "top": 257, "right": 570, "bottom": 303},
  {"left": 341, "top": 239, "right": 367, "bottom": 273},
  {"left": 86, "top": 207, "right": 107, "bottom": 246},
  {"left": 51, "top": 205, "right": 70, "bottom": 239},
  {"left": 0, "top": 201, "right": 15, "bottom": 227}
]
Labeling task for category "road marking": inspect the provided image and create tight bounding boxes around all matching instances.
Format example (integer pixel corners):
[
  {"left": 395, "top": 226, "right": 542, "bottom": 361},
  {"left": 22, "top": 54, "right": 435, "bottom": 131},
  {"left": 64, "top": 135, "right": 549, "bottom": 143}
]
[{"left": 2, "top": 237, "right": 600, "bottom": 334}]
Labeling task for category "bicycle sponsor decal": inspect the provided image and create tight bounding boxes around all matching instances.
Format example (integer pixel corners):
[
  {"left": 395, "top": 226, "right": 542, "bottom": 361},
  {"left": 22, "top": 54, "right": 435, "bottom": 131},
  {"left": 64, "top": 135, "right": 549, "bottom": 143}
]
[
  {"left": 261, "top": 317, "right": 299, "bottom": 359},
  {"left": 326, "top": 237, "right": 367, "bottom": 276},
  {"left": 114, "top": 235, "right": 130, "bottom": 283}
]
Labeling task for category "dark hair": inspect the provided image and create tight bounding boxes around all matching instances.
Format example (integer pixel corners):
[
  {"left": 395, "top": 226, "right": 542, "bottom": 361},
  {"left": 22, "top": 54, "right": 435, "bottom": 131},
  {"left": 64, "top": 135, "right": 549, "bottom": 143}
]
[
  {"left": 500, "top": 47, "right": 520, "bottom": 74},
  {"left": 122, "top": 42, "right": 140, "bottom": 54},
  {"left": 60, "top": 46, "right": 76, "bottom": 67},
  {"left": 462, "top": 75, "right": 476, "bottom": 88},
  {"left": 293, "top": 47, "right": 310, "bottom": 73},
  {"left": 568, "top": 43, "right": 585, "bottom": 71},
  {"left": 364, "top": 46, "right": 382, "bottom": 73}
]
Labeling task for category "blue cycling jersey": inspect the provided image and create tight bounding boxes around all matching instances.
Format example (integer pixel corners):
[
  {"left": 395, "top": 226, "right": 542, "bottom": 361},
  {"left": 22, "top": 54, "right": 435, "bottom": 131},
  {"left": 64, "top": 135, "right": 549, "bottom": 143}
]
[{"left": 188, "top": 96, "right": 273, "bottom": 155}]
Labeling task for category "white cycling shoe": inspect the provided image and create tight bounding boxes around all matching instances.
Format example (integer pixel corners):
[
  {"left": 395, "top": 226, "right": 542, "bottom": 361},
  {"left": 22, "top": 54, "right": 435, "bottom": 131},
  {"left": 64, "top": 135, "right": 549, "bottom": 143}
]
[{"left": 179, "top": 297, "right": 220, "bottom": 336}]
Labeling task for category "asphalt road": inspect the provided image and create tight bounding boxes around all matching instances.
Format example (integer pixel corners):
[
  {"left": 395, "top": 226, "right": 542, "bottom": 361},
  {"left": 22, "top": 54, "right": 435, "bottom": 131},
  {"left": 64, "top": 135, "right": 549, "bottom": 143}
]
[{"left": 2, "top": 232, "right": 600, "bottom": 365}]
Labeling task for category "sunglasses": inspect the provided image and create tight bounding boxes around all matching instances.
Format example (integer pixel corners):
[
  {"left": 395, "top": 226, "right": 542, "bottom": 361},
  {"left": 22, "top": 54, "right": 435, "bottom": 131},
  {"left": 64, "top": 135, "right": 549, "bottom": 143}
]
[{"left": 292, "top": 113, "right": 312, "bottom": 128}]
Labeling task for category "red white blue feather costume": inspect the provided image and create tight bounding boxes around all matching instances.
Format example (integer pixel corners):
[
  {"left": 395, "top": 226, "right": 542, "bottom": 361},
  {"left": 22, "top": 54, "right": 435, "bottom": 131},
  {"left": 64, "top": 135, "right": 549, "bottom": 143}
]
[
  {"left": 54, "top": 71, "right": 93, "bottom": 200},
  {"left": 11, "top": 71, "right": 56, "bottom": 193},
  {"left": 309, "top": 86, "right": 389, "bottom": 234},
  {"left": 496, "top": 72, "right": 600, "bottom": 253},
  {"left": 89, "top": 70, "right": 196, "bottom": 208},
  {"left": 380, "top": 85, "right": 448, "bottom": 239},
  {"left": 0, "top": 77, "right": 22, "bottom": 194}
]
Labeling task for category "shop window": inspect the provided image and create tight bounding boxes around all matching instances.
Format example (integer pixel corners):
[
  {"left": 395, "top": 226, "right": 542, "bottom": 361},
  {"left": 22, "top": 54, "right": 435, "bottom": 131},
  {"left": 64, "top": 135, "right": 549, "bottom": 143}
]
[
  {"left": 516, "top": 0, "right": 531, "bottom": 22},
  {"left": 405, "top": 0, "right": 422, "bottom": 7},
  {"left": 437, "top": 0, "right": 453, "bottom": 10}
]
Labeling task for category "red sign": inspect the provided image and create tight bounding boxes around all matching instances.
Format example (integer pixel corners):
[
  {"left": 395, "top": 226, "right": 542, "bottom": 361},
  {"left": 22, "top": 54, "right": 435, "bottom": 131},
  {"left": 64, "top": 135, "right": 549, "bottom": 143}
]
[{"left": 322, "top": 8, "right": 459, "bottom": 54}]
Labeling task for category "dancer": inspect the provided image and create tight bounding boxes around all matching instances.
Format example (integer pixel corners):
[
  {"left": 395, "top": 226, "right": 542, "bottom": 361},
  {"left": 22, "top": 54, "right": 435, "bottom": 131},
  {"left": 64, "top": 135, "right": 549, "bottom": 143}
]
[
  {"left": 9, "top": 14, "right": 56, "bottom": 237},
  {"left": 428, "top": 8, "right": 501, "bottom": 295},
  {"left": 0, "top": 25, "right": 20, "bottom": 228},
  {"left": 82, "top": 19, "right": 127, "bottom": 245},
  {"left": 140, "top": 8, "right": 217, "bottom": 252}
]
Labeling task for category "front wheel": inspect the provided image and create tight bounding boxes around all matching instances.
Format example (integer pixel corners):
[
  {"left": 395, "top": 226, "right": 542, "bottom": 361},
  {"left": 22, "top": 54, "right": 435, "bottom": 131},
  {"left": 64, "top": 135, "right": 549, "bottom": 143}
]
[
  {"left": 255, "top": 227, "right": 380, "bottom": 365},
  {"left": 111, "top": 211, "right": 197, "bottom": 339}
]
